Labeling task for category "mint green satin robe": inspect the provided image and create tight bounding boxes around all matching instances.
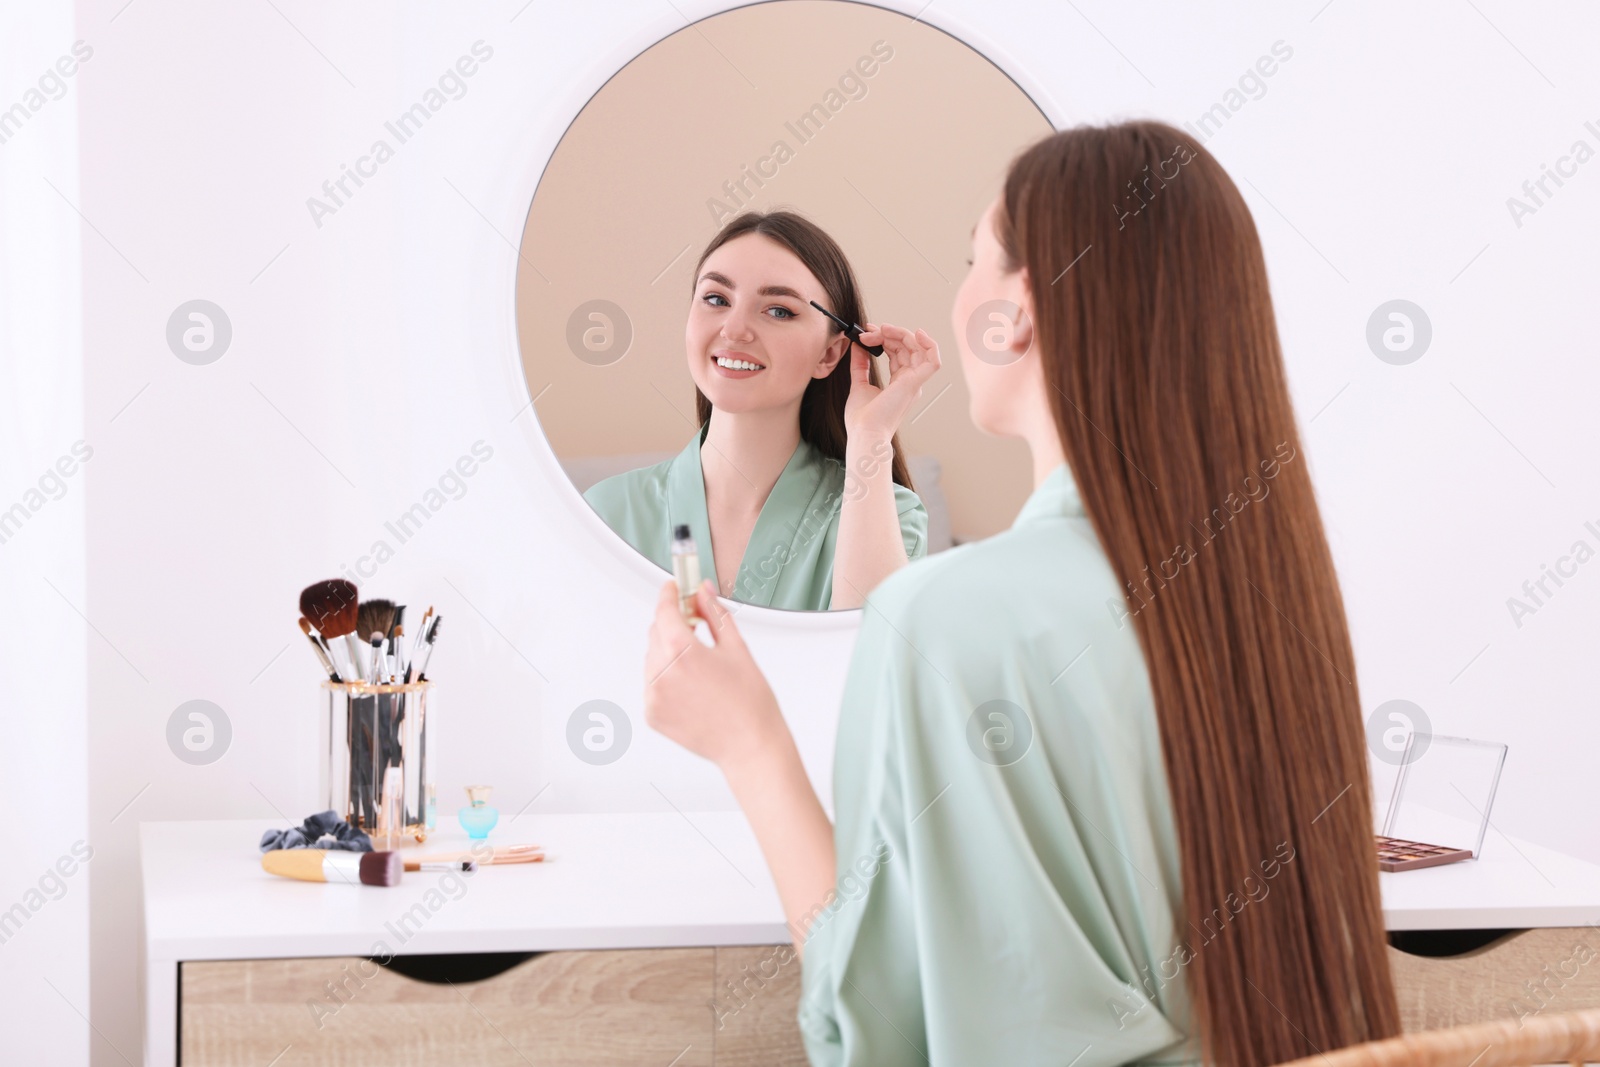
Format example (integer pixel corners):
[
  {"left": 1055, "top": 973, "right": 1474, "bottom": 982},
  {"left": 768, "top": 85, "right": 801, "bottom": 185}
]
[
  {"left": 799, "top": 462, "right": 1199, "bottom": 1065},
  {"left": 583, "top": 432, "right": 928, "bottom": 611}
]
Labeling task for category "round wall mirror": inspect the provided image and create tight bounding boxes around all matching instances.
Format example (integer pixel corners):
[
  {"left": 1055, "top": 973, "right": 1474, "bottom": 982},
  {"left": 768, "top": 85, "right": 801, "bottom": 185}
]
[{"left": 517, "top": 0, "right": 1052, "bottom": 611}]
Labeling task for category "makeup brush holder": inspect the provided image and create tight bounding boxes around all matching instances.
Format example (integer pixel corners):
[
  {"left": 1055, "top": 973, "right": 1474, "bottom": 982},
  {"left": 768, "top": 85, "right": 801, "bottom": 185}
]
[{"left": 319, "top": 681, "right": 436, "bottom": 846}]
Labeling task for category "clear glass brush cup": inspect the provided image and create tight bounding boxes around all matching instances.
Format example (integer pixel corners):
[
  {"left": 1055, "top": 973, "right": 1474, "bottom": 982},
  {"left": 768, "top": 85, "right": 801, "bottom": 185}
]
[{"left": 319, "top": 680, "right": 436, "bottom": 846}]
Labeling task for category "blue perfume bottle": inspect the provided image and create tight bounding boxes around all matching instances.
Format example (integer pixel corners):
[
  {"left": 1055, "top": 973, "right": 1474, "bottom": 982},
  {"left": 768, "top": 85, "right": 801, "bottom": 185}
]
[{"left": 457, "top": 785, "right": 499, "bottom": 840}]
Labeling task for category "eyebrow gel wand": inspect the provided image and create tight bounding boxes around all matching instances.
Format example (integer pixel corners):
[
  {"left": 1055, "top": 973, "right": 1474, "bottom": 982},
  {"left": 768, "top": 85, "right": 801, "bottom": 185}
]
[{"left": 809, "top": 300, "right": 885, "bottom": 356}]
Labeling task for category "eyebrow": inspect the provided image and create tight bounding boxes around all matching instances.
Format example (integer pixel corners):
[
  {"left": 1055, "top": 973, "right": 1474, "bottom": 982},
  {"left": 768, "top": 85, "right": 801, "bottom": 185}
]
[{"left": 698, "top": 271, "right": 806, "bottom": 301}]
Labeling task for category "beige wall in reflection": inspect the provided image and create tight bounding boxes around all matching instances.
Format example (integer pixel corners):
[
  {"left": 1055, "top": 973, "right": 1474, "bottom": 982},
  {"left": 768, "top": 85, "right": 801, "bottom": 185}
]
[{"left": 517, "top": 0, "right": 1052, "bottom": 543}]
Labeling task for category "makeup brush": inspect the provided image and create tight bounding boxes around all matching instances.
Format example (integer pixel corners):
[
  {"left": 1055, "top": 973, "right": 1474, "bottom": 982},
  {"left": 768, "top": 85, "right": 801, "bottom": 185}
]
[
  {"left": 261, "top": 849, "right": 402, "bottom": 887},
  {"left": 809, "top": 299, "right": 885, "bottom": 356},
  {"left": 402, "top": 857, "right": 480, "bottom": 873},
  {"left": 301, "top": 579, "right": 362, "bottom": 680},
  {"left": 405, "top": 845, "right": 541, "bottom": 869},
  {"left": 368, "top": 633, "right": 385, "bottom": 685},
  {"left": 298, "top": 617, "right": 341, "bottom": 682},
  {"left": 405, "top": 615, "right": 427, "bottom": 682},
  {"left": 392, "top": 625, "right": 406, "bottom": 682},
  {"left": 388, "top": 606, "right": 406, "bottom": 681},
  {"left": 417, "top": 616, "right": 442, "bottom": 682},
  {"left": 411, "top": 606, "right": 434, "bottom": 660},
  {"left": 356, "top": 598, "right": 396, "bottom": 682},
  {"left": 356, "top": 599, "right": 396, "bottom": 649}
]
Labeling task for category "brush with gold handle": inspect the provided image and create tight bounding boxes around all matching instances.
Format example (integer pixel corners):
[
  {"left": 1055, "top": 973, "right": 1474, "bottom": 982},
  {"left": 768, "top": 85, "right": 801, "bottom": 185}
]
[{"left": 404, "top": 844, "right": 543, "bottom": 870}]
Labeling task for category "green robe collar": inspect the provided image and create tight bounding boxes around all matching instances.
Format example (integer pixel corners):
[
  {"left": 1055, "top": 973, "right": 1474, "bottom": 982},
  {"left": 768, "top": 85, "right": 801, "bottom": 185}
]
[
  {"left": 664, "top": 429, "right": 836, "bottom": 608},
  {"left": 1014, "top": 461, "right": 1085, "bottom": 528}
]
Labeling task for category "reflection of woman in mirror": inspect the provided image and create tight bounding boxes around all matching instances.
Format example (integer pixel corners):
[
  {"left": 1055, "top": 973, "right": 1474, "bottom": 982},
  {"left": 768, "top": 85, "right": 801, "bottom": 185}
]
[
  {"left": 584, "top": 211, "right": 939, "bottom": 611},
  {"left": 644, "top": 124, "right": 1399, "bottom": 1063}
]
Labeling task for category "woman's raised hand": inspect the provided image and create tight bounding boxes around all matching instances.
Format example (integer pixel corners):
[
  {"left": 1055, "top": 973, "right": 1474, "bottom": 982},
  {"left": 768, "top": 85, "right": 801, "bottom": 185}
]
[
  {"left": 843, "top": 322, "right": 942, "bottom": 443},
  {"left": 643, "top": 579, "right": 787, "bottom": 772}
]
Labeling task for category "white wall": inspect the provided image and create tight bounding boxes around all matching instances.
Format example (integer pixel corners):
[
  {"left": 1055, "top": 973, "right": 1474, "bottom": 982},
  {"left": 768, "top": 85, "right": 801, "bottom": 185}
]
[
  {"left": 0, "top": 3, "right": 90, "bottom": 1060},
  {"left": 37, "top": 0, "right": 1600, "bottom": 1061}
]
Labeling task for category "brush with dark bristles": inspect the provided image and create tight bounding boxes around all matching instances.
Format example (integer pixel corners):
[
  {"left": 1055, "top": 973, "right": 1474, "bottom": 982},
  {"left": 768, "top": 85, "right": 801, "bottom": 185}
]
[
  {"left": 356, "top": 599, "right": 396, "bottom": 649},
  {"left": 298, "top": 617, "right": 341, "bottom": 682},
  {"left": 416, "top": 616, "right": 442, "bottom": 682},
  {"left": 261, "top": 849, "right": 402, "bottom": 887},
  {"left": 356, "top": 599, "right": 396, "bottom": 682},
  {"left": 301, "top": 579, "right": 361, "bottom": 680},
  {"left": 367, "top": 632, "right": 386, "bottom": 685}
]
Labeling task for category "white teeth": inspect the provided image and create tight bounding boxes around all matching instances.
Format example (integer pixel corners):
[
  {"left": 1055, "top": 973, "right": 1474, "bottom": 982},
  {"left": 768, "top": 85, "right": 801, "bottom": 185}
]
[{"left": 716, "top": 356, "right": 763, "bottom": 371}]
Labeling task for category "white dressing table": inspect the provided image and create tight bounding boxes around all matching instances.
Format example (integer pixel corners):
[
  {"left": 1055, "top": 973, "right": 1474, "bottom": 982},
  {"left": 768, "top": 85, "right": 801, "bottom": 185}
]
[{"left": 142, "top": 818, "right": 1600, "bottom": 1065}]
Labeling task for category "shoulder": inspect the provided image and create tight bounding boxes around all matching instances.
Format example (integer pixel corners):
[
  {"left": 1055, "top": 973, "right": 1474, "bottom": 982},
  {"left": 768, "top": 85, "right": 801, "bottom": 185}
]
[
  {"left": 863, "top": 512, "right": 1126, "bottom": 663},
  {"left": 847, "top": 512, "right": 1158, "bottom": 763},
  {"left": 582, "top": 459, "right": 672, "bottom": 511}
]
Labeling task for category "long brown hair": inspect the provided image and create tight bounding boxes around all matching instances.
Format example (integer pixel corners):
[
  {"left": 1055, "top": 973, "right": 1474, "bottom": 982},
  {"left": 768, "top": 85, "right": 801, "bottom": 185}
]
[
  {"left": 997, "top": 122, "right": 1399, "bottom": 1064},
  {"left": 691, "top": 210, "right": 913, "bottom": 491}
]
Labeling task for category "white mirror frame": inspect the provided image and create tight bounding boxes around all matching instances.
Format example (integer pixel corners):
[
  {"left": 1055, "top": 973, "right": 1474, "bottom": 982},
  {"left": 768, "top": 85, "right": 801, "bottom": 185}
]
[{"left": 496, "top": 0, "right": 1073, "bottom": 632}]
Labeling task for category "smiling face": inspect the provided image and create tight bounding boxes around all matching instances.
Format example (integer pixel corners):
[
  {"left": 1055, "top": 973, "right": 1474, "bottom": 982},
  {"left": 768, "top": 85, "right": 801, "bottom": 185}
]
[
  {"left": 951, "top": 195, "right": 1038, "bottom": 438},
  {"left": 686, "top": 233, "right": 850, "bottom": 416}
]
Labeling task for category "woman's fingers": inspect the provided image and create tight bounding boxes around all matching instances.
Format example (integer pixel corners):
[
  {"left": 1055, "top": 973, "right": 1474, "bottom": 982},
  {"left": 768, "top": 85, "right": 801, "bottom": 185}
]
[
  {"left": 696, "top": 580, "right": 745, "bottom": 649},
  {"left": 885, "top": 326, "right": 939, "bottom": 379},
  {"left": 851, "top": 324, "right": 940, "bottom": 414},
  {"left": 858, "top": 321, "right": 912, "bottom": 350},
  {"left": 852, "top": 327, "right": 887, "bottom": 368},
  {"left": 860, "top": 322, "right": 923, "bottom": 375},
  {"left": 848, "top": 345, "right": 872, "bottom": 386},
  {"left": 654, "top": 577, "right": 681, "bottom": 621},
  {"left": 869, "top": 322, "right": 913, "bottom": 350},
  {"left": 650, "top": 580, "right": 693, "bottom": 650}
]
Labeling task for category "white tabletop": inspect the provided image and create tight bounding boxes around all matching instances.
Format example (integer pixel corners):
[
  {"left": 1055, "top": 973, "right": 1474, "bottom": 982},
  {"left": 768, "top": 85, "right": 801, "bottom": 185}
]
[
  {"left": 141, "top": 814, "right": 788, "bottom": 963},
  {"left": 141, "top": 816, "right": 1600, "bottom": 964},
  {"left": 1380, "top": 828, "right": 1600, "bottom": 931},
  {"left": 138, "top": 814, "right": 1600, "bottom": 1067}
]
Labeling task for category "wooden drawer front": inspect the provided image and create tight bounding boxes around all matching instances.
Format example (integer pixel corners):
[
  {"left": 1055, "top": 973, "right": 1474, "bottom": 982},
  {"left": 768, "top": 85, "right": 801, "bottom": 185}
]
[
  {"left": 713, "top": 945, "right": 807, "bottom": 1066},
  {"left": 1390, "top": 927, "right": 1600, "bottom": 1033},
  {"left": 182, "top": 946, "right": 806, "bottom": 1066}
]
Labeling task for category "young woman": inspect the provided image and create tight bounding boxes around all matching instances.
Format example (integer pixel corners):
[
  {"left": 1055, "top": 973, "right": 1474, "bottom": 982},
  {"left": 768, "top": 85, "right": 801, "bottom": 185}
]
[
  {"left": 584, "top": 211, "right": 939, "bottom": 611},
  {"left": 643, "top": 122, "right": 1399, "bottom": 1065}
]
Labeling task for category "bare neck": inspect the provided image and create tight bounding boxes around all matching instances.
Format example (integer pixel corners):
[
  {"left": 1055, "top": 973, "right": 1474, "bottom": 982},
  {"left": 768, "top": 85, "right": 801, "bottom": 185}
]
[
  {"left": 700, "top": 405, "right": 803, "bottom": 515},
  {"left": 1018, "top": 385, "right": 1068, "bottom": 490},
  {"left": 1028, "top": 428, "right": 1068, "bottom": 490}
]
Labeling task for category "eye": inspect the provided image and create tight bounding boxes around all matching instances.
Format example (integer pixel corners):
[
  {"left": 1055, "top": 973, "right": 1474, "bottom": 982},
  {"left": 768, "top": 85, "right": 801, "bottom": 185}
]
[
  {"left": 766, "top": 305, "right": 796, "bottom": 320},
  {"left": 702, "top": 292, "right": 729, "bottom": 307}
]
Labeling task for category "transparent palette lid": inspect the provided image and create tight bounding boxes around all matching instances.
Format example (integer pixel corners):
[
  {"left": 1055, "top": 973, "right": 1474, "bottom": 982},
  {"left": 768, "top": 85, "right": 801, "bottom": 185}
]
[{"left": 1378, "top": 733, "right": 1508, "bottom": 859}]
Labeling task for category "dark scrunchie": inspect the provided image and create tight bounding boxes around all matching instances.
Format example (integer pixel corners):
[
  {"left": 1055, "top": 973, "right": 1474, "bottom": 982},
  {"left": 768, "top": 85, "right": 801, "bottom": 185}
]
[{"left": 259, "top": 810, "right": 372, "bottom": 852}]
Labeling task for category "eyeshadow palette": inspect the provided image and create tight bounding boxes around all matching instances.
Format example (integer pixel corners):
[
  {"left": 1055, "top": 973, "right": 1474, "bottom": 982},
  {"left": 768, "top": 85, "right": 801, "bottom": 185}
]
[{"left": 1376, "top": 835, "right": 1474, "bottom": 872}]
